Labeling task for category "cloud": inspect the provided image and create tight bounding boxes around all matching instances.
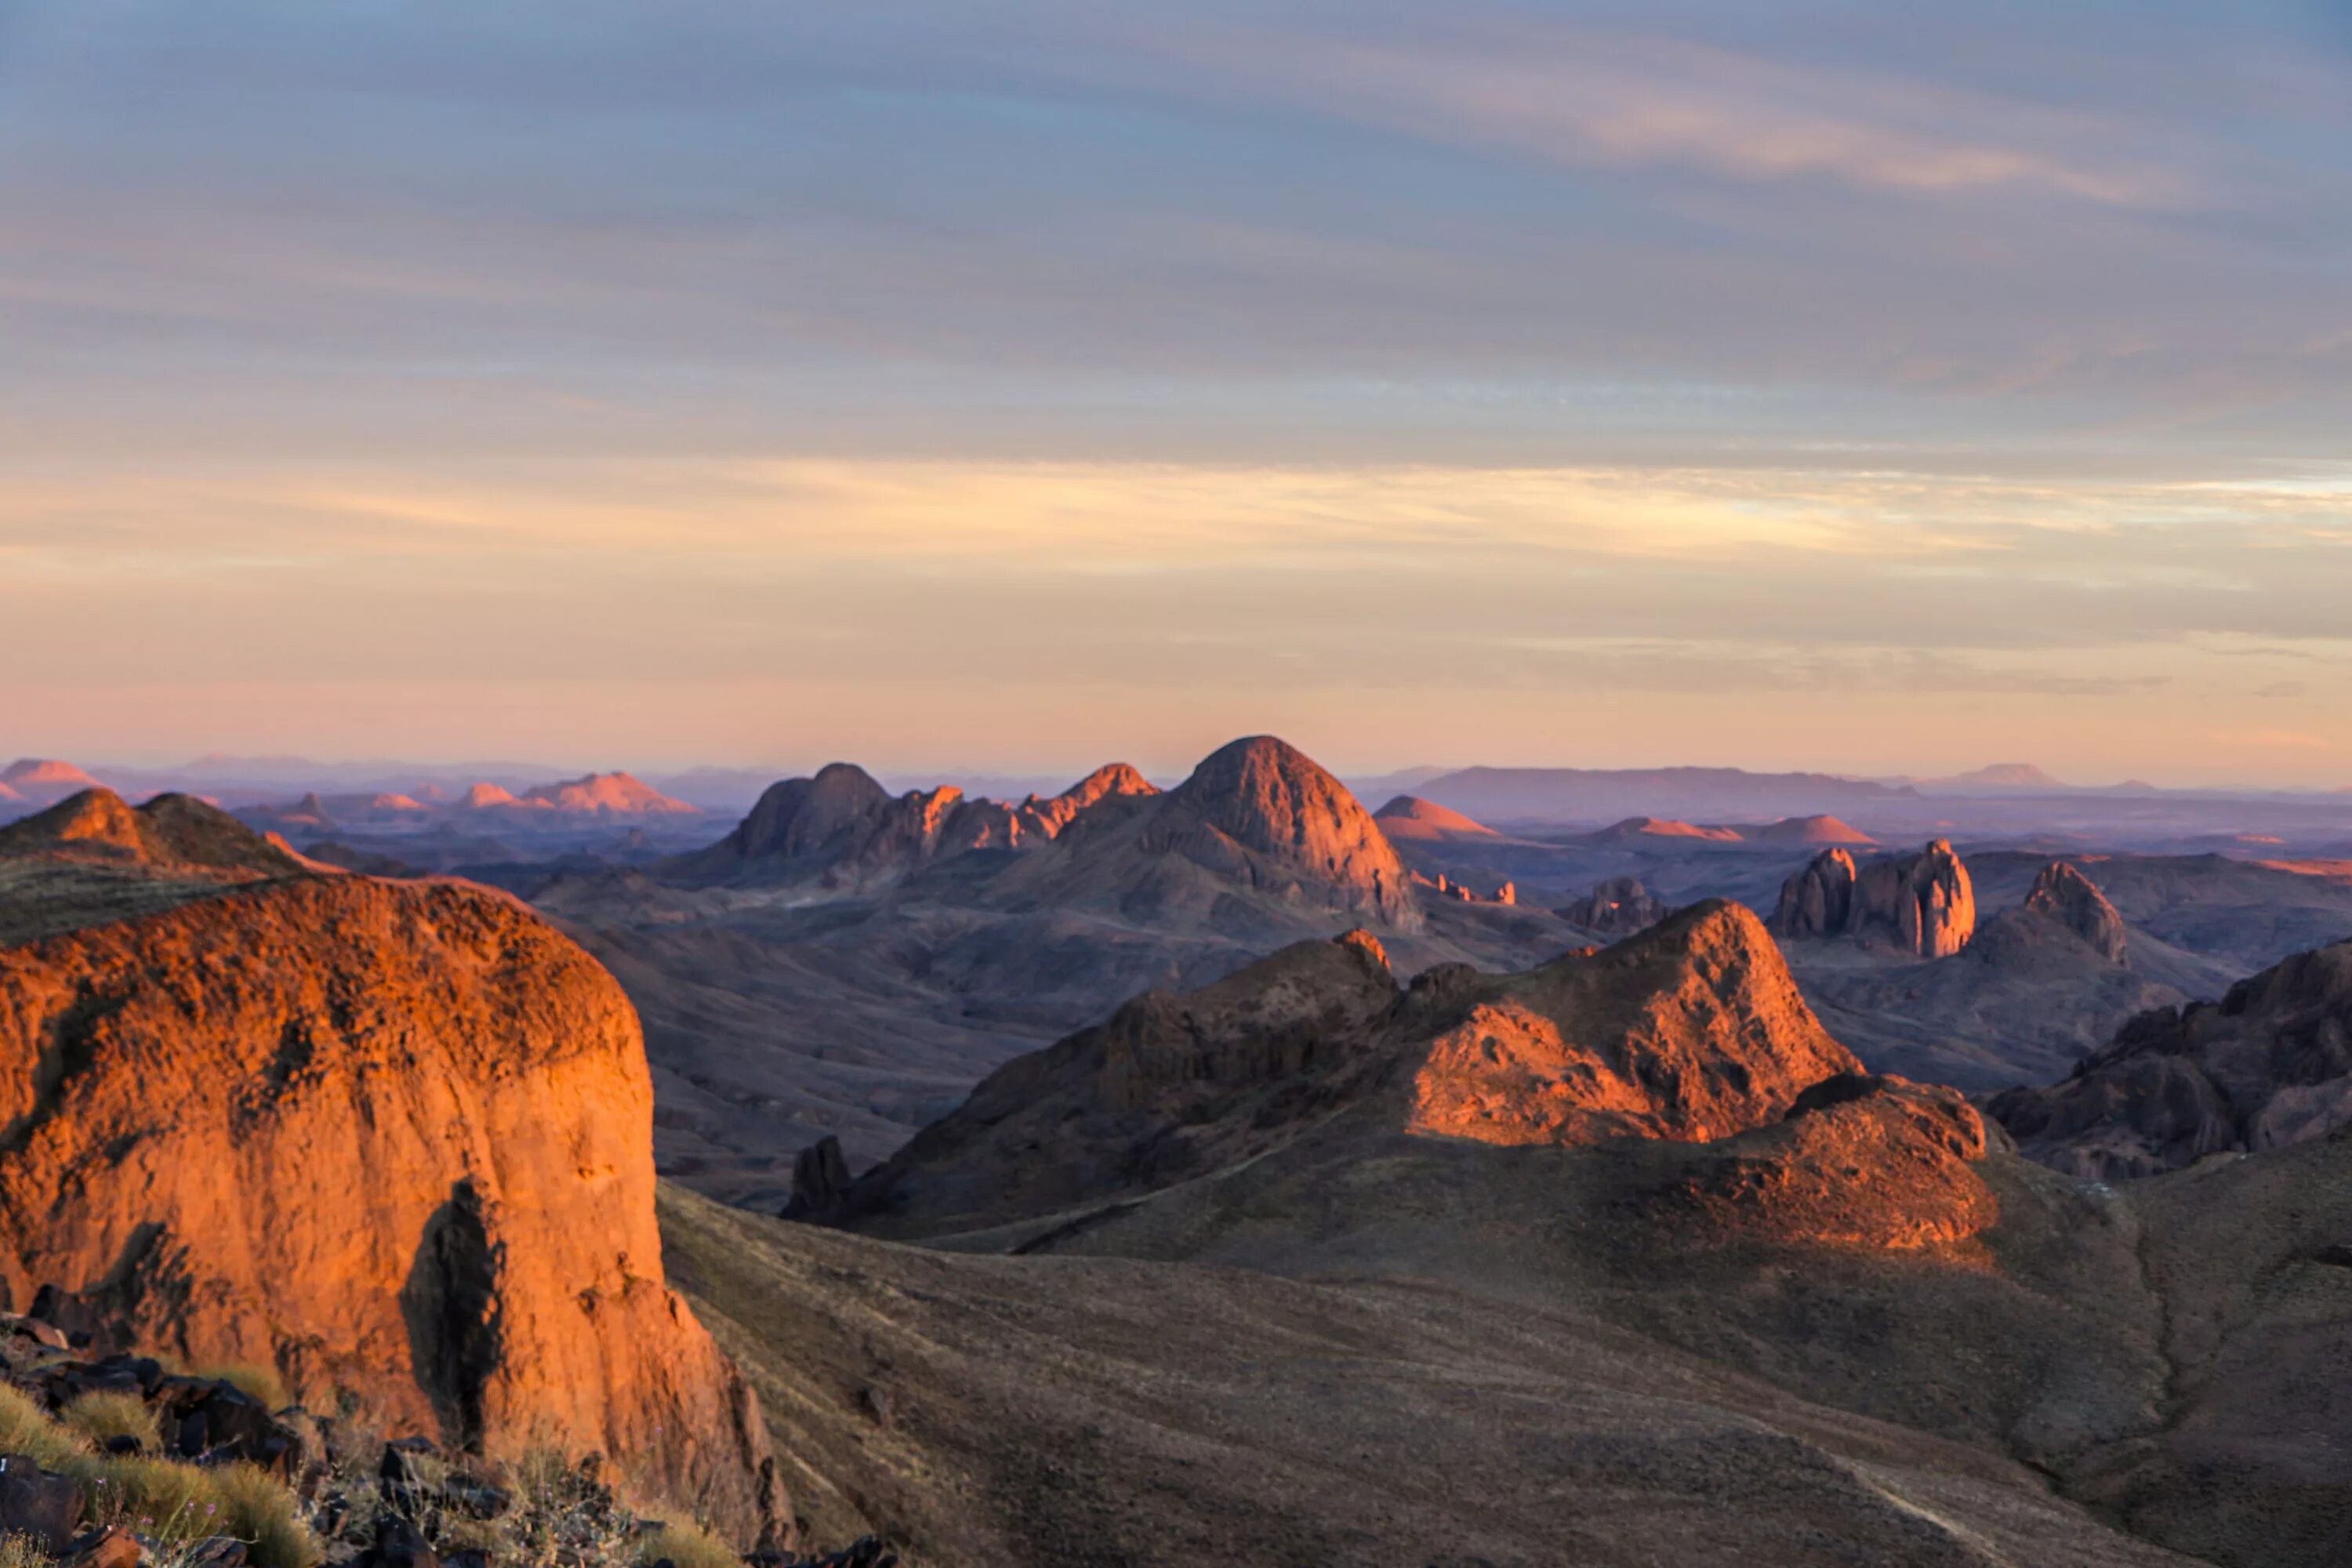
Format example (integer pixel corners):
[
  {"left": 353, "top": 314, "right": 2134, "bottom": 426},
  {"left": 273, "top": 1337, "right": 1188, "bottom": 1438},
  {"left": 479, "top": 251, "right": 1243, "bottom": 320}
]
[{"left": 1225, "top": 25, "right": 2184, "bottom": 205}]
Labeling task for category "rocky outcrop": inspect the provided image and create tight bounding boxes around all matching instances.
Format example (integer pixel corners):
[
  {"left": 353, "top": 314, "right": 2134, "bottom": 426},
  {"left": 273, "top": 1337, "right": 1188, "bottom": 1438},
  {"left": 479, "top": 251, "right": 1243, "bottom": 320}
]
[
  {"left": 2020, "top": 862, "right": 2130, "bottom": 966},
  {"left": 1657, "top": 1074, "right": 1996, "bottom": 1247},
  {"left": 1556, "top": 877, "right": 1670, "bottom": 938},
  {"left": 1990, "top": 934, "right": 2352, "bottom": 1178},
  {"left": 0, "top": 875, "right": 780, "bottom": 1541},
  {"left": 1371, "top": 796, "right": 1499, "bottom": 843},
  {"left": 1406, "top": 903, "right": 1861, "bottom": 1148},
  {"left": 1772, "top": 841, "right": 1976, "bottom": 957},
  {"left": 834, "top": 902, "right": 1866, "bottom": 1237}
]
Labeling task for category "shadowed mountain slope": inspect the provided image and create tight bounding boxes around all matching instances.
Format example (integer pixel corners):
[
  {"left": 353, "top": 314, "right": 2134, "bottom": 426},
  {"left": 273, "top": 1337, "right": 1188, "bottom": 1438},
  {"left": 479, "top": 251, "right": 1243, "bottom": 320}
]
[
  {"left": 1991, "top": 931, "right": 2352, "bottom": 1177},
  {"left": 829, "top": 903, "right": 1889, "bottom": 1240}
]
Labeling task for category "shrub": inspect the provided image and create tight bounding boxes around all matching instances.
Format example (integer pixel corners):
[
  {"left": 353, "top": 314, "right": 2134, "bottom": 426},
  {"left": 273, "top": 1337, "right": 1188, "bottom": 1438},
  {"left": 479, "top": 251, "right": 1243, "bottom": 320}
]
[
  {"left": 0, "top": 1534, "right": 49, "bottom": 1568},
  {"left": 62, "top": 1391, "right": 162, "bottom": 1453},
  {"left": 0, "top": 1382, "right": 90, "bottom": 1468},
  {"left": 633, "top": 1519, "right": 741, "bottom": 1568}
]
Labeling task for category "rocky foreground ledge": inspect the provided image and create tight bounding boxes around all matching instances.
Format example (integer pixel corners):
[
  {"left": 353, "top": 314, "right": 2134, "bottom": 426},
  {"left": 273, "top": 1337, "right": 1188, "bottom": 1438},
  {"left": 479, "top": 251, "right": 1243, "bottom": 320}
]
[{"left": 0, "top": 1313, "right": 895, "bottom": 1568}]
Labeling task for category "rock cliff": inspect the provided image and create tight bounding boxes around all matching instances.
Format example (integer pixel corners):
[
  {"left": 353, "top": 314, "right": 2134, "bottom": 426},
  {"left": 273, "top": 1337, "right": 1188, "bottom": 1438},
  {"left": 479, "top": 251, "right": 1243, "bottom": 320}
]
[
  {"left": 1555, "top": 876, "right": 1670, "bottom": 938},
  {"left": 0, "top": 873, "right": 780, "bottom": 1541}
]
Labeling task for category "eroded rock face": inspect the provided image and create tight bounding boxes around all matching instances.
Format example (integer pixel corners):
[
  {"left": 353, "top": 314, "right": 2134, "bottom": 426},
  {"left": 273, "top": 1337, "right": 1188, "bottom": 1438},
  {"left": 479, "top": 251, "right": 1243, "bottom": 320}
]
[
  {"left": 2021, "top": 862, "right": 2130, "bottom": 966},
  {"left": 1022, "top": 764, "right": 1160, "bottom": 837},
  {"left": 1772, "top": 842, "right": 1975, "bottom": 957},
  {"left": 1556, "top": 877, "right": 1671, "bottom": 938},
  {"left": 0, "top": 877, "right": 779, "bottom": 1541},
  {"left": 1991, "top": 935, "right": 2352, "bottom": 1178}
]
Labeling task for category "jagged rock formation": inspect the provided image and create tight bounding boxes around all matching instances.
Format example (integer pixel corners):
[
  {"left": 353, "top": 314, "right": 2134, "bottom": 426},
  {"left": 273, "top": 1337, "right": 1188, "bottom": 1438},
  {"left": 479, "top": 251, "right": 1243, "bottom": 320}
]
[
  {"left": 1020, "top": 764, "right": 1159, "bottom": 837},
  {"left": 1410, "top": 871, "right": 1515, "bottom": 906},
  {"left": 1990, "top": 933, "right": 2352, "bottom": 1177},
  {"left": 1371, "top": 795, "right": 1499, "bottom": 843},
  {"left": 1772, "top": 840, "right": 1976, "bottom": 957},
  {"left": 0, "top": 872, "right": 780, "bottom": 1541},
  {"left": 666, "top": 760, "right": 1156, "bottom": 887},
  {"left": 1556, "top": 876, "right": 1670, "bottom": 938},
  {"left": 833, "top": 902, "right": 1871, "bottom": 1236},
  {"left": 2020, "top": 861, "right": 2130, "bottom": 965}
]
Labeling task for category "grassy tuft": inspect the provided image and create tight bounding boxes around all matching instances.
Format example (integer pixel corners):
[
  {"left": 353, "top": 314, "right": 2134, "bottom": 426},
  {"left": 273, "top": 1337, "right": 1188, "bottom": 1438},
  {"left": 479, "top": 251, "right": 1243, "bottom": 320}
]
[
  {"left": 632, "top": 1519, "right": 741, "bottom": 1568},
  {"left": 0, "top": 1382, "right": 91, "bottom": 1468},
  {"left": 67, "top": 1452, "right": 221, "bottom": 1543},
  {"left": 211, "top": 1461, "right": 321, "bottom": 1568},
  {"left": 62, "top": 1390, "right": 163, "bottom": 1452},
  {"left": 0, "top": 1534, "right": 49, "bottom": 1568}
]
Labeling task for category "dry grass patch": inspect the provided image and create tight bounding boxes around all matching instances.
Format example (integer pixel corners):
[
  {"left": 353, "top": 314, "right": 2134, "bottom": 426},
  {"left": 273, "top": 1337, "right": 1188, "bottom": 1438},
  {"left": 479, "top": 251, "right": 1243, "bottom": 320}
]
[
  {"left": 62, "top": 1390, "right": 163, "bottom": 1452},
  {"left": 0, "top": 1383, "right": 90, "bottom": 1469}
]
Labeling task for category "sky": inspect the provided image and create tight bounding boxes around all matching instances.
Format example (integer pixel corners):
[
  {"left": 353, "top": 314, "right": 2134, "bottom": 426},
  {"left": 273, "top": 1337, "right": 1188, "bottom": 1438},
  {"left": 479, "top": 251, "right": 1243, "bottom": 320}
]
[{"left": 4, "top": 2, "right": 2350, "bottom": 785}]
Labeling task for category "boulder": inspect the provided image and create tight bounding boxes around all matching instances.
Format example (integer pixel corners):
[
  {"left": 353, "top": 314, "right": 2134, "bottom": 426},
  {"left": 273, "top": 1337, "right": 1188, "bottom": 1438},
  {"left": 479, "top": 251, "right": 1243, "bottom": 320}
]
[{"left": 0, "top": 1458, "right": 83, "bottom": 1551}]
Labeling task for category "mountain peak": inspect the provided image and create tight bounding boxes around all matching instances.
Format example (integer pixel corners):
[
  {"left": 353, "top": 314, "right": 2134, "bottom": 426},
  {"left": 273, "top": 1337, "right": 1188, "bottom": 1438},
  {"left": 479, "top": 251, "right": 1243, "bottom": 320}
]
[{"left": 1168, "top": 736, "right": 1416, "bottom": 926}]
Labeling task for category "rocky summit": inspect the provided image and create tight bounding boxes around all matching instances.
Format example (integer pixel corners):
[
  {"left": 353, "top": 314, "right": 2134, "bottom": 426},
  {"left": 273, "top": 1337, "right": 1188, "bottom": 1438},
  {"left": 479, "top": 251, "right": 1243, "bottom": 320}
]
[{"left": 2020, "top": 859, "right": 2132, "bottom": 965}]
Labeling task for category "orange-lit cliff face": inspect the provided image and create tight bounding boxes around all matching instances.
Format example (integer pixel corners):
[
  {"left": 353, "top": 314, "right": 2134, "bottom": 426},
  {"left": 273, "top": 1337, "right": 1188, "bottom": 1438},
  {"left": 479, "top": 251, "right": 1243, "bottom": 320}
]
[{"left": 0, "top": 873, "right": 779, "bottom": 1541}]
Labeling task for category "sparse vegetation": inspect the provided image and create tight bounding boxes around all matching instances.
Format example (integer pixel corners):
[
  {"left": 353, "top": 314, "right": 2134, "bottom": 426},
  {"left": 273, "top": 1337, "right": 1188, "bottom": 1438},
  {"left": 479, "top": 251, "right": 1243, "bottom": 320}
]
[
  {"left": 0, "top": 1383, "right": 90, "bottom": 1468},
  {"left": 0, "top": 1534, "right": 50, "bottom": 1568},
  {"left": 60, "top": 1390, "right": 163, "bottom": 1452},
  {"left": 210, "top": 1461, "right": 321, "bottom": 1568},
  {"left": 633, "top": 1516, "right": 741, "bottom": 1568}
]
